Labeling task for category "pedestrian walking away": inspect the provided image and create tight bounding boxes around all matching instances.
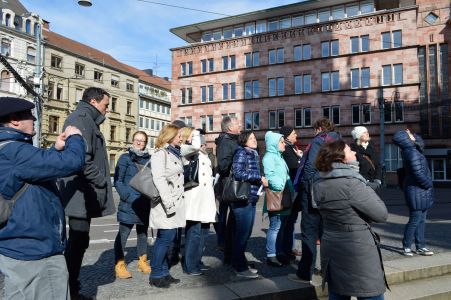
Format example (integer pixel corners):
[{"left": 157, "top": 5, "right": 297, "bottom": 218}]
[
  {"left": 0, "top": 97, "right": 86, "bottom": 300},
  {"left": 113, "top": 131, "right": 151, "bottom": 279},
  {"left": 58, "top": 87, "right": 116, "bottom": 298},
  {"left": 393, "top": 129, "right": 435, "bottom": 257}
]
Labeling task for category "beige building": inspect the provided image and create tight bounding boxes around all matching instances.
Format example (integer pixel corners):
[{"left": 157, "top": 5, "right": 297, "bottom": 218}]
[
  {"left": 123, "top": 67, "right": 172, "bottom": 153},
  {"left": 42, "top": 25, "right": 139, "bottom": 173}
]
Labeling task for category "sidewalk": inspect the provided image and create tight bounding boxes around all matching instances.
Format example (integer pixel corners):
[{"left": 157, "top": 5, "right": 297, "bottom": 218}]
[{"left": 1, "top": 188, "right": 450, "bottom": 299}]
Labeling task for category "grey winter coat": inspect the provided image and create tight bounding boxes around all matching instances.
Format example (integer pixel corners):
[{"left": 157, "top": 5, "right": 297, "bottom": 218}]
[
  {"left": 58, "top": 101, "right": 115, "bottom": 219},
  {"left": 313, "top": 163, "right": 388, "bottom": 297}
]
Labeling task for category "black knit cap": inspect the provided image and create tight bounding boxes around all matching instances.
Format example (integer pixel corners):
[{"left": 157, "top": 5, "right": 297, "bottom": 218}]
[
  {"left": 172, "top": 119, "right": 186, "bottom": 128},
  {"left": 280, "top": 126, "right": 294, "bottom": 139},
  {"left": 0, "top": 97, "right": 35, "bottom": 118}
]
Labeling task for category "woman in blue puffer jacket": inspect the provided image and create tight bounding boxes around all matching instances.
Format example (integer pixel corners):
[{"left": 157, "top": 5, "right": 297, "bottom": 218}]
[
  {"left": 230, "top": 131, "right": 268, "bottom": 279},
  {"left": 113, "top": 131, "right": 151, "bottom": 278},
  {"left": 393, "top": 129, "right": 434, "bottom": 257}
]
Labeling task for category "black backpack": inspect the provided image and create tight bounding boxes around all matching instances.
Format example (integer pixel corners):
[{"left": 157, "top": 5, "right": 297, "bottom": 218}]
[{"left": 0, "top": 141, "right": 29, "bottom": 228}]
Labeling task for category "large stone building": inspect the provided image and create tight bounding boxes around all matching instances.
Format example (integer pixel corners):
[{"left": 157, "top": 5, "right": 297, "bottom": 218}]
[
  {"left": 170, "top": 0, "right": 450, "bottom": 185},
  {"left": 123, "top": 66, "right": 172, "bottom": 152},
  {"left": 0, "top": 0, "right": 43, "bottom": 100},
  {"left": 42, "top": 26, "right": 140, "bottom": 173}
]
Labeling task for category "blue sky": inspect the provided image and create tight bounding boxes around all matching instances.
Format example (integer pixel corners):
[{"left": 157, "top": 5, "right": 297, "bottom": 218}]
[{"left": 21, "top": 0, "right": 296, "bottom": 79}]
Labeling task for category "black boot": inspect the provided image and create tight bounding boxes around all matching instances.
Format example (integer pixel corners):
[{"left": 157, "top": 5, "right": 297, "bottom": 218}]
[{"left": 266, "top": 256, "right": 283, "bottom": 267}]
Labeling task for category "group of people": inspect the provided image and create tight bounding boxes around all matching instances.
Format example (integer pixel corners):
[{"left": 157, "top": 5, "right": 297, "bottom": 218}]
[{"left": 0, "top": 89, "right": 436, "bottom": 300}]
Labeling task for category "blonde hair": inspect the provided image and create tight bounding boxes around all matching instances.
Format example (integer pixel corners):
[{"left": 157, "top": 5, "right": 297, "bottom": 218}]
[
  {"left": 155, "top": 124, "right": 180, "bottom": 149},
  {"left": 180, "top": 127, "right": 194, "bottom": 145}
]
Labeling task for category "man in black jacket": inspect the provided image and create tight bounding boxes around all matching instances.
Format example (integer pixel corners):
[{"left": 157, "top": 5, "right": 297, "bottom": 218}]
[
  {"left": 58, "top": 87, "right": 116, "bottom": 298},
  {"left": 214, "top": 116, "right": 241, "bottom": 261}
]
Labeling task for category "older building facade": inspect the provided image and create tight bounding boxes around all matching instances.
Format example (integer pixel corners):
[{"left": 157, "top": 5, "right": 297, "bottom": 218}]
[
  {"left": 124, "top": 67, "right": 172, "bottom": 153},
  {"left": 170, "top": 0, "right": 450, "bottom": 185},
  {"left": 0, "top": 0, "right": 43, "bottom": 100},
  {"left": 42, "top": 28, "right": 140, "bottom": 174}
]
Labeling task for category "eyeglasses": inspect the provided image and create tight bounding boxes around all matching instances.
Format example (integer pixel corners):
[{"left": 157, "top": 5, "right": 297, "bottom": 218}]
[{"left": 133, "top": 139, "right": 146, "bottom": 143}]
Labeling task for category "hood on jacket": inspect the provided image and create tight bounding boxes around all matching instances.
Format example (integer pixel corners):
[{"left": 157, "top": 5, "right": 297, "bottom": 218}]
[
  {"left": 265, "top": 131, "right": 283, "bottom": 155},
  {"left": 393, "top": 130, "right": 425, "bottom": 153}
]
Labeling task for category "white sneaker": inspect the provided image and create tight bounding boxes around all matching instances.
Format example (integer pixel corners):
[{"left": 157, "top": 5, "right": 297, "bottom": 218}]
[
  {"left": 416, "top": 248, "right": 434, "bottom": 256},
  {"left": 236, "top": 269, "right": 258, "bottom": 279},
  {"left": 403, "top": 248, "right": 414, "bottom": 256},
  {"left": 248, "top": 267, "right": 258, "bottom": 274}
]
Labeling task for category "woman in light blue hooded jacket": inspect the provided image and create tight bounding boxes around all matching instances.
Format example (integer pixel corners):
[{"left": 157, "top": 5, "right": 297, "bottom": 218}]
[{"left": 262, "top": 131, "right": 294, "bottom": 267}]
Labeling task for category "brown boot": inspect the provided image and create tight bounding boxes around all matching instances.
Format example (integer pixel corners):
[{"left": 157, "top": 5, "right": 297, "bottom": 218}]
[
  {"left": 137, "top": 255, "right": 151, "bottom": 274},
  {"left": 115, "top": 259, "right": 132, "bottom": 279}
]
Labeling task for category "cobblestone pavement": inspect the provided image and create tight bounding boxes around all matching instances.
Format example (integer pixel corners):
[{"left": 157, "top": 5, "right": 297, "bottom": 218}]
[{"left": 1, "top": 188, "right": 450, "bottom": 299}]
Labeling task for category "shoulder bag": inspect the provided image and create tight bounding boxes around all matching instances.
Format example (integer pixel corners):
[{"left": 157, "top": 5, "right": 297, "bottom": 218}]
[
  {"left": 221, "top": 167, "right": 250, "bottom": 203},
  {"left": 266, "top": 183, "right": 292, "bottom": 212},
  {"left": 184, "top": 155, "right": 199, "bottom": 190},
  {"left": 129, "top": 149, "right": 167, "bottom": 205}
]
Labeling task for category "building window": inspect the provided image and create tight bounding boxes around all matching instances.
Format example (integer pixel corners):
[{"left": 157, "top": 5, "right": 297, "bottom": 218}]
[
  {"left": 268, "top": 19, "right": 278, "bottom": 32},
  {"left": 277, "top": 78, "right": 284, "bottom": 96},
  {"left": 268, "top": 79, "right": 276, "bottom": 97},
  {"left": 252, "top": 80, "right": 259, "bottom": 98},
  {"left": 382, "top": 30, "right": 402, "bottom": 49},
  {"left": 245, "top": 112, "right": 251, "bottom": 130},
  {"left": 303, "top": 44, "right": 311, "bottom": 60},
  {"left": 321, "top": 41, "right": 329, "bottom": 57},
  {"left": 330, "top": 40, "right": 339, "bottom": 56},
  {"left": 294, "top": 45, "right": 302, "bottom": 61},
  {"left": 304, "top": 108, "right": 312, "bottom": 127},
  {"left": 126, "top": 101, "right": 132, "bottom": 115},
  {"left": 1, "top": 39, "right": 11, "bottom": 56},
  {"left": 295, "top": 109, "right": 303, "bottom": 128},
  {"left": 305, "top": 12, "right": 317, "bottom": 24},
  {"left": 208, "top": 85, "right": 214, "bottom": 102},
  {"left": 187, "top": 88, "right": 192, "bottom": 104},
  {"left": 201, "top": 86, "right": 206, "bottom": 103},
  {"left": 208, "top": 58, "right": 214, "bottom": 72},
  {"left": 351, "top": 67, "right": 370, "bottom": 89},
  {"left": 222, "top": 56, "right": 228, "bottom": 70},
  {"left": 322, "top": 40, "right": 339, "bottom": 57},
  {"left": 244, "top": 81, "right": 258, "bottom": 99},
  {"left": 25, "top": 19, "right": 31, "bottom": 34},
  {"left": 292, "top": 15, "right": 304, "bottom": 26},
  {"left": 111, "top": 97, "right": 117, "bottom": 112},
  {"left": 222, "top": 83, "right": 228, "bottom": 100},
  {"left": 230, "top": 55, "right": 236, "bottom": 69},
  {"left": 268, "top": 49, "right": 276, "bottom": 64},
  {"left": 384, "top": 101, "right": 404, "bottom": 123},
  {"left": 223, "top": 28, "right": 233, "bottom": 39},
  {"left": 201, "top": 59, "right": 207, "bottom": 73},
  {"left": 425, "top": 12, "right": 439, "bottom": 25},
  {"left": 109, "top": 154, "right": 116, "bottom": 173},
  {"left": 51, "top": 54, "right": 62, "bottom": 69},
  {"left": 245, "top": 22, "right": 255, "bottom": 35},
  {"left": 394, "top": 101, "right": 404, "bottom": 122},
  {"left": 383, "top": 64, "right": 403, "bottom": 85},
  {"left": 277, "top": 48, "right": 284, "bottom": 63},
  {"left": 181, "top": 89, "right": 186, "bottom": 104},
  {"left": 125, "top": 128, "right": 131, "bottom": 143},
  {"left": 75, "top": 63, "right": 85, "bottom": 77},
  {"left": 47, "top": 81, "right": 54, "bottom": 99},
  {"left": 384, "top": 144, "right": 402, "bottom": 172},
  {"left": 361, "top": 35, "right": 369, "bottom": 52},
  {"left": 48, "top": 116, "right": 59, "bottom": 134},
  {"left": 278, "top": 110, "right": 285, "bottom": 128},
  {"left": 181, "top": 63, "right": 187, "bottom": 76},
  {"left": 110, "top": 126, "right": 116, "bottom": 141},
  {"left": 346, "top": 3, "right": 359, "bottom": 17},
  {"left": 352, "top": 103, "right": 372, "bottom": 124},
  {"left": 94, "top": 69, "right": 103, "bottom": 82},
  {"left": 245, "top": 52, "right": 259, "bottom": 67},
  {"left": 269, "top": 111, "right": 276, "bottom": 129},
  {"left": 139, "top": 117, "right": 143, "bottom": 128},
  {"left": 230, "top": 83, "right": 236, "bottom": 99},
  {"left": 267, "top": 77, "right": 285, "bottom": 97},
  {"left": 322, "top": 71, "right": 340, "bottom": 91},
  {"left": 126, "top": 80, "right": 134, "bottom": 92},
  {"left": 26, "top": 47, "right": 36, "bottom": 63},
  {"left": 56, "top": 84, "right": 63, "bottom": 100},
  {"left": 295, "top": 108, "right": 311, "bottom": 128},
  {"left": 318, "top": 9, "right": 330, "bottom": 22},
  {"left": 323, "top": 106, "right": 340, "bottom": 125},
  {"left": 111, "top": 75, "right": 119, "bottom": 88},
  {"left": 75, "top": 87, "right": 83, "bottom": 102},
  {"left": 256, "top": 21, "right": 267, "bottom": 33},
  {"left": 200, "top": 115, "right": 214, "bottom": 132}
]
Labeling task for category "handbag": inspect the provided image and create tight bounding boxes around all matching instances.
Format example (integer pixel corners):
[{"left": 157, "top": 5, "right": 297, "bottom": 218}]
[
  {"left": 129, "top": 150, "right": 167, "bottom": 205},
  {"left": 184, "top": 155, "right": 199, "bottom": 190},
  {"left": 221, "top": 167, "right": 250, "bottom": 203},
  {"left": 266, "top": 184, "right": 292, "bottom": 212}
]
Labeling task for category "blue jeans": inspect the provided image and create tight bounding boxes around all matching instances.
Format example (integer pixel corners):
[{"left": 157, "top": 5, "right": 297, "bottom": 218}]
[
  {"left": 328, "top": 289, "right": 384, "bottom": 300},
  {"left": 403, "top": 209, "right": 428, "bottom": 250},
  {"left": 150, "top": 228, "right": 176, "bottom": 279},
  {"left": 297, "top": 210, "right": 322, "bottom": 280},
  {"left": 230, "top": 202, "right": 256, "bottom": 272},
  {"left": 183, "top": 221, "right": 202, "bottom": 273},
  {"left": 266, "top": 213, "right": 289, "bottom": 257}
]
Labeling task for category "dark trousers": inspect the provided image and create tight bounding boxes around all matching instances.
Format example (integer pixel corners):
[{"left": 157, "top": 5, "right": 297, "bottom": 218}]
[
  {"left": 223, "top": 208, "right": 234, "bottom": 263},
  {"left": 230, "top": 202, "right": 256, "bottom": 272},
  {"left": 114, "top": 222, "right": 149, "bottom": 261},
  {"left": 296, "top": 210, "right": 322, "bottom": 280},
  {"left": 183, "top": 221, "right": 202, "bottom": 273},
  {"left": 284, "top": 210, "right": 299, "bottom": 254},
  {"left": 65, "top": 217, "right": 91, "bottom": 294},
  {"left": 214, "top": 201, "right": 229, "bottom": 248},
  {"left": 150, "top": 228, "right": 176, "bottom": 279}
]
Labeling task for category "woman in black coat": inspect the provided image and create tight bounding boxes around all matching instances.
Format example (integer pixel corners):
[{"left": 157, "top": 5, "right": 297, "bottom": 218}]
[
  {"left": 393, "top": 129, "right": 435, "bottom": 257},
  {"left": 350, "top": 126, "right": 382, "bottom": 190},
  {"left": 113, "top": 131, "right": 151, "bottom": 278}
]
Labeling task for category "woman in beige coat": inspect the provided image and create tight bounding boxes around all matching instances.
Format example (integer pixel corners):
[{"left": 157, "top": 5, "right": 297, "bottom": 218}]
[
  {"left": 149, "top": 124, "right": 186, "bottom": 288},
  {"left": 180, "top": 128, "right": 216, "bottom": 275}
]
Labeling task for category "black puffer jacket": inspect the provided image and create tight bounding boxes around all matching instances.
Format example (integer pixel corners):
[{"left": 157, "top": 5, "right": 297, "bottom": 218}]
[
  {"left": 350, "top": 141, "right": 381, "bottom": 182},
  {"left": 215, "top": 132, "right": 239, "bottom": 177}
]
